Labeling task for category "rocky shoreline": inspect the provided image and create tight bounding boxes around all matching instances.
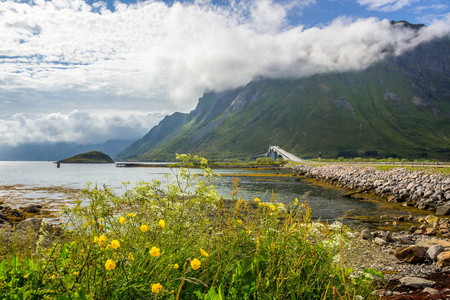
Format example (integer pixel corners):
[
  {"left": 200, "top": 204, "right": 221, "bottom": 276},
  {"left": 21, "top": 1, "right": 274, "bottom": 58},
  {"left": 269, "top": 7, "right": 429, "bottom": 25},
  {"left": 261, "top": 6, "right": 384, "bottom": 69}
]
[
  {"left": 292, "top": 164, "right": 450, "bottom": 215},
  {"left": 292, "top": 164, "right": 450, "bottom": 299}
]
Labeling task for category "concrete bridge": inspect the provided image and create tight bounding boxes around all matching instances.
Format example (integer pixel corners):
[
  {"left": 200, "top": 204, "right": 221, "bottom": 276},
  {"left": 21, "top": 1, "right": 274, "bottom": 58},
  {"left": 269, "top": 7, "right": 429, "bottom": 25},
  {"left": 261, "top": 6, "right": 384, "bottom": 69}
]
[{"left": 265, "top": 146, "right": 307, "bottom": 163}]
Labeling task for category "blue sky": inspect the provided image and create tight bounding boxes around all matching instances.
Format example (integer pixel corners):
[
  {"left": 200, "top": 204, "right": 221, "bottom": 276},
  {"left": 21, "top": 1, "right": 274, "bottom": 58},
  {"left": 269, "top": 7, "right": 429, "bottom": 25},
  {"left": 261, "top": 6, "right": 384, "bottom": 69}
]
[{"left": 0, "top": 0, "right": 449, "bottom": 147}]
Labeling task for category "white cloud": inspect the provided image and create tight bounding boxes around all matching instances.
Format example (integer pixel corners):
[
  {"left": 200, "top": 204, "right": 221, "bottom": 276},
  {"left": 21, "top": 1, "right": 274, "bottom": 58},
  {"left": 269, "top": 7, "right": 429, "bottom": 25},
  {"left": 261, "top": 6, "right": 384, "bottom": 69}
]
[
  {"left": 357, "top": 0, "right": 418, "bottom": 12},
  {"left": 0, "top": 110, "right": 167, "bottom": 146},
  {"left": 0, "top": 0, "right": 449, "bottom": 147}
]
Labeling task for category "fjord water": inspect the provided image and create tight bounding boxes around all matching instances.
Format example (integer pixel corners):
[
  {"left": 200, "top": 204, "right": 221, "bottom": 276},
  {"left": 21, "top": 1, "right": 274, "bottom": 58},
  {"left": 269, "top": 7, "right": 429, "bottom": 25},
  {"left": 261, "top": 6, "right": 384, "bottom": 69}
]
[{"left": 0, "top": 161, "right": 424, "bottom": 228}]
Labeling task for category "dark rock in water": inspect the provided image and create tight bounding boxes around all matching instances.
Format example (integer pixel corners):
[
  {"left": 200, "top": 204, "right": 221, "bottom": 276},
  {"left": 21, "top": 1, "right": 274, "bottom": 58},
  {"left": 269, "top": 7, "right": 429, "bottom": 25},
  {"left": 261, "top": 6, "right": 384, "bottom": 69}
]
[
  {"left": 395, "top": 246, "right": 426, "bottom": 263},
  {"left": 436, "top": 205, "right": 450, "bottom": 216},
  {"left": 26, "top": 205, "right": 41, "bottom": 214}
]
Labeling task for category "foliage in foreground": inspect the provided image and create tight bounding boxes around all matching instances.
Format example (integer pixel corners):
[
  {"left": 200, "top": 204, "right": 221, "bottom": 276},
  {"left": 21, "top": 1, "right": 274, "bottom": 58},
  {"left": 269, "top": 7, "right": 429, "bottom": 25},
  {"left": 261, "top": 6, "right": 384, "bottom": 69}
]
[{"left": 0, "top": 154, "right": 382, "bottom": 299}]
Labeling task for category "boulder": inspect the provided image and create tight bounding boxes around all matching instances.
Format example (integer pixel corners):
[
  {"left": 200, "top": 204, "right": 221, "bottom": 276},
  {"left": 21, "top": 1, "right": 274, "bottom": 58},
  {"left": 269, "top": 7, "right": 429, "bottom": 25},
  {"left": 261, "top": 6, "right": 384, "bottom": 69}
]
[
  {"left": 436, "top": 251, "right": 450, "bottom": 267},
  {"left": 360, "top": 229, "right": 371, "bottom": 240},
  {"left": 399, "top": 276, "right": 435, "bottom": 289},
  {"left": 374, "top": 237, "right": 387, "bottom": 245},
  {"left": 436, "top": 205, "right": 450, "bottom": 216},
  {"left": 423, "top": 190, "right": 434, "bottom": 198},
  {"left": 394, "top": 246, "right": 426, "bottom": 263},
  {"left": 425, "top": 245, "right": 445, "bottom": 261},
  {"left": 15, "top": 218, "right": 43, "bottom": 233},
  {"left": 423, "top": 287, "right": 439, "bottom": 295},
  {"left": 425, "top": 215, "right": 439, "bottom": 226},
  {"left": 394, "top": 235, "right": 414, "bottom": 244}
]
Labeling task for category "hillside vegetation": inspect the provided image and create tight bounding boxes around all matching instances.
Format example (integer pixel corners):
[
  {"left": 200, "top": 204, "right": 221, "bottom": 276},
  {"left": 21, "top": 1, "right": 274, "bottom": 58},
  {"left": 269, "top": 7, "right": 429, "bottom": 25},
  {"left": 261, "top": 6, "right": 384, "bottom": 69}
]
[
  {"left": 116, "top": 37, "right": 450, "bottom": 162},
  {"left": 59, "top": 151, "right": 114, "bottom": 163}
]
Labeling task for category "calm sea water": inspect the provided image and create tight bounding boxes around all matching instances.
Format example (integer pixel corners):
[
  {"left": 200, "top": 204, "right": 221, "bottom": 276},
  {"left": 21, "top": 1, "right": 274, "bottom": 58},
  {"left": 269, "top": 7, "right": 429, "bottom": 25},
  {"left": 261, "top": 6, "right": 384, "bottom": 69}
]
[{"left": 0, "top": 161, "right": 426, "bottom": 228}]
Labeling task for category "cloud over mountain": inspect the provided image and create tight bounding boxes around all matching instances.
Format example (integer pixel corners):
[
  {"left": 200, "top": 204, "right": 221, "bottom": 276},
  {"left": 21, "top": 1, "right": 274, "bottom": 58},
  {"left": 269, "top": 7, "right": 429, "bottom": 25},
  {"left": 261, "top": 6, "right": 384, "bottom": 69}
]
[
  {"left": 0, "top": 0, "right": 449, "bottom": 146},
  {"left": 0, "top": 111, "right": 166, "bottom": 146}
]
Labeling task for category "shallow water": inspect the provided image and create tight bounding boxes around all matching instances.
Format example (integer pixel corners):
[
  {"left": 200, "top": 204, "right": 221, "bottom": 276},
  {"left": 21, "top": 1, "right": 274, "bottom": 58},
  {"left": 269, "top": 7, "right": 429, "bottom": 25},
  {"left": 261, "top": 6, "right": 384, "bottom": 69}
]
[{"left": 0, "top": 161, "right": 428, "bottom": 229}]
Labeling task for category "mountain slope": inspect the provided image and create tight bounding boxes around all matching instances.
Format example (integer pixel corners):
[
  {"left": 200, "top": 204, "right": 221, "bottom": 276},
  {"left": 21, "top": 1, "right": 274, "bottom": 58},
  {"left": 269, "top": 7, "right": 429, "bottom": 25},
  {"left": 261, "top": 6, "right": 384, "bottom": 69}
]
[
  {"left": 1, "top": 139, "right": 134, "bottom": 161},
  {"left": 117, "top": 37, "right": 450, "bottom": 161}
]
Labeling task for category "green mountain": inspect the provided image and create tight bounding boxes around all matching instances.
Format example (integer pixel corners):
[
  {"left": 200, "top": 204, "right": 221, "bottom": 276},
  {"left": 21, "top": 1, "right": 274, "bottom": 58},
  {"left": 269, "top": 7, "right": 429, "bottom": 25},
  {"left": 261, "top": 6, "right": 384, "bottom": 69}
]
[
  {"left": 59, "top": 151, "right": 114, "bottom": 163},
  {"left": 117, "top": 36, "right": 450, "bottom": 162}
]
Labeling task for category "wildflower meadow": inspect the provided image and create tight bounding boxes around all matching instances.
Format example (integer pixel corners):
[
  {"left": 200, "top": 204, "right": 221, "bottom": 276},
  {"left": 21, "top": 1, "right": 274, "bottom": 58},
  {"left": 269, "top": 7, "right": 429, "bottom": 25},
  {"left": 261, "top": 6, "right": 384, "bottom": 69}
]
[{"left": 0, "top": 154, "right": 382, "bottom": 299}]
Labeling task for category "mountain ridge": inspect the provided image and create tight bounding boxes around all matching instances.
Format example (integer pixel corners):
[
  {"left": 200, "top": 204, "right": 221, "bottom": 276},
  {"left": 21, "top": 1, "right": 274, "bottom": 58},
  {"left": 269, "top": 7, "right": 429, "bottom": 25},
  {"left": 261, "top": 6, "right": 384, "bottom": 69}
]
[
  {"left": 0, "top": 139, "right": 134, "bottom": 161},
  {"left": 117, "top": 36, "right": 450, "bottom": 162}
]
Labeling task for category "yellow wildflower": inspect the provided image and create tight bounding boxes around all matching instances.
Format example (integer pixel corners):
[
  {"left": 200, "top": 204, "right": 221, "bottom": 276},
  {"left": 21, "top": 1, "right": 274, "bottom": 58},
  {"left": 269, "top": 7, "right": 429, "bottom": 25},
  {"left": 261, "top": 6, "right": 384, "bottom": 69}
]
[
  {"left": 73, "top": 272, "right": 79, "bottom": 276},
  {"left": 236, "top": 219, "right": 242, "bottom": 224},
  {"left": 94, "top": 236, "right": 99, "bottom": 243},
  {"left": 294, "top": 198, "right": 299, "bottom": 206},
  {"left": 246, "top": 229, "right": 252, "bottom": 235},
  {"left": 200, "top": 249, "right": 209, "bottom": 257},
  {"left": 119, "top": 217, "right": 125, "bottom": 224},
  {"left": 279, "top": 203, "right": 283, "bottom": 209},
  {"left": 51, "top": 274, "right": 56, "bottom": 280},
  {"left": 173, "top": 263, "right": 179, "bottom": 269},
  {"left": 105, "top": 259, "right": 116, "bottom": 271},
  {"left": 140, "top": 225, "right": 148, "bottom": 232},
  {"left": 151, "top": 283, "right": 163, "bottom": 293},
  {"left": 127, "top": 212, "right": 137, "bottom": 218},
  {"left": 111, "top": 240, "right": 120, "bottom": 250},
  {"left": 98, "top": 218, "right": 104, "bottom": 222},
  {"left": 98, "top": 235, "right": 107, "bottom": 245},
  {"left": 158, "top": 219, "right": 165, "bottom": 228},
  {"left": 23, "top": 274, "right": 29, "bottom": 278},
  {"left": 254, "top": 197, "right": 261, "bottom": 202},
  {"left": 269, "top": 204, "right": 276, "bottom": 210},
  {"left": 128, "top": 253, "right": 135, "bottom": 261},
  {"left": 190, "top": 258, "right": 201, "bottom": 270},
  {"left": 258, "top": 202, "right": 265, "bottom": 206},
  {"left": 149, "top": 246, "right": 161, "bottom": 257},
  {"left": 92, "top": 220, "right": 96, "bottom": 224}
]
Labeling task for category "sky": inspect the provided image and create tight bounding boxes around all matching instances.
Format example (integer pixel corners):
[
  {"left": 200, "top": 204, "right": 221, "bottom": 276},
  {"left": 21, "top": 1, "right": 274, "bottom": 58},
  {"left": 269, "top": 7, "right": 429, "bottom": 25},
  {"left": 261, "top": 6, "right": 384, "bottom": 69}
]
[{"left": 0, "top": 0, "right": 449, "bottom": 147}]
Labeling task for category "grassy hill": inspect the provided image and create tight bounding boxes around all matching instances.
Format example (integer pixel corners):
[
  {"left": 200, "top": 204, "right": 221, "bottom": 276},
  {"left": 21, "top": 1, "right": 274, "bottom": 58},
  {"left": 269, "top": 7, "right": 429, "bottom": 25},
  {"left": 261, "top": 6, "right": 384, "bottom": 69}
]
[
  {"left": 59, "top": 151, "right": 115, "bottom": 163},
  {"left": 116, "top": 37, "right": 450, "bottom": 162}
]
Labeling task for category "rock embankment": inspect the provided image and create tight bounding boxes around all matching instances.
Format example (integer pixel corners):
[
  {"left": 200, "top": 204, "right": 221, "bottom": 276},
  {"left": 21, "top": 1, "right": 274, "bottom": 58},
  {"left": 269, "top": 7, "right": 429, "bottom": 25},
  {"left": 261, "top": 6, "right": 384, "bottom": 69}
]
[{"left": 292, "top": 164, "right": 450, "bottom": 214}]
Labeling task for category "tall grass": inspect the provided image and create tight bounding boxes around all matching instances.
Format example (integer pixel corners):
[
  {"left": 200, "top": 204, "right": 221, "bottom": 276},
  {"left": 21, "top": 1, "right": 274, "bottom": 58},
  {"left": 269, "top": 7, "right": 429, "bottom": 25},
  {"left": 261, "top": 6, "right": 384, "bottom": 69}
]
[{"left": 0, "top": 154, "right": 381, "bottom": 299}]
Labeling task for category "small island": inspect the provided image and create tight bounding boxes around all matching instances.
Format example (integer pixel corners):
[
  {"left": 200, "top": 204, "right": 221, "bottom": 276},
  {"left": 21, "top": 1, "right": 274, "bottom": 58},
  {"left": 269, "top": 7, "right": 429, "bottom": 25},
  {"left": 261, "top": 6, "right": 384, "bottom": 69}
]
[{"left": 58, "top": 151, "right": 114, "bottom": 164}]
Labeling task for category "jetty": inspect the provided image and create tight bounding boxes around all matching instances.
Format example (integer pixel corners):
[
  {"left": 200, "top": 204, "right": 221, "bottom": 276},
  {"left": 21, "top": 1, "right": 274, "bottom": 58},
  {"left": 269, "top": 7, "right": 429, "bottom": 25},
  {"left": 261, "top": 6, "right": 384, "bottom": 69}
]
[{"left": 115, "top": 162, "right": 175, "bottom": 167}]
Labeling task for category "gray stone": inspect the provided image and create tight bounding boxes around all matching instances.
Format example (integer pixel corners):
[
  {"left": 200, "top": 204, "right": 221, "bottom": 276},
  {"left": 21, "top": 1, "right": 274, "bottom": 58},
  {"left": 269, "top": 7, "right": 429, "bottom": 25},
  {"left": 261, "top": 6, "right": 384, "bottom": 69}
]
[
  {"left": 361, "top": 229, "right": 371, "bottom": 239},
  {"left": 394, "top": 235, "right": 414, "bottom": 244},
  {"left": 423, "top": 287, "right": 439, "bottom": 295},
  {"left": 374, "top": 237, "right": 387, "bottom": 245},
  {"left": 399, "top": 276, "right": 435, "bottom": 288},
  {"left": 379, "top": 231, "right": 394, "bottom": 242},
  {"left": 425, "top": 245, "right": 445, "bottom": 261},
  {"left": 407, "top": 182, "right": 416, "bottom": 190},
  {"left": 423, "top": 190, "right": 434, "bottom": 198},
  {"left": 436, "top": 205, "right": 450, "bottom": 216}
]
